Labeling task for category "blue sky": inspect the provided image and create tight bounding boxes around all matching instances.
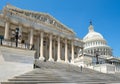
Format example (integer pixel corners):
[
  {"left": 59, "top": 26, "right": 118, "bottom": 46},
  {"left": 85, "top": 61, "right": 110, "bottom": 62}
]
[{"left": 0, "top": 0, "right": 120, "bottom": 57}]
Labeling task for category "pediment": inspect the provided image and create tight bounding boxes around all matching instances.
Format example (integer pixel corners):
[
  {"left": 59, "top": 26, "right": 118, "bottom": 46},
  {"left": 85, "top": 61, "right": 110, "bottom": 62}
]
[{"left": 4, "top": 4, "right": 75, "bottom": 35}]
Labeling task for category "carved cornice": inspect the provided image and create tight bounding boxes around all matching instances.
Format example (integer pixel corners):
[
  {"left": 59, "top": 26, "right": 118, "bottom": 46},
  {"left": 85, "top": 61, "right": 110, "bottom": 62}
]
[{"left": 5, "top": 4, "right": 75, "bottom": 35}]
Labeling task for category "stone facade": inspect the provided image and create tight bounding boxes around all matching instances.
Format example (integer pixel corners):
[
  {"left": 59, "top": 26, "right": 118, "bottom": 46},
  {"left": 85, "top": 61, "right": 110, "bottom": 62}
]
[{"left": 0, "top": 4, "right": 84, "bottom": 63}]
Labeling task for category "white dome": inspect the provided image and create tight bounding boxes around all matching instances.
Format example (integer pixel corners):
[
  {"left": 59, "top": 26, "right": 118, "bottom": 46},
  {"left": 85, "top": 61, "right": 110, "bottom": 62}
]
[
  {"left": 83, "top": 25, "right": 104, "bottom": 41},
  {"left": 83, "top": 24, "right": 112, "bottom": 56}
]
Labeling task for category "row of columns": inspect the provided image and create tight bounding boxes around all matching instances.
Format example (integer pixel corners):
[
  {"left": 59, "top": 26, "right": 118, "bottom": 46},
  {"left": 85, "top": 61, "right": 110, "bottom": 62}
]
[
  {"left": 85, "top": 41, "right": 106, "bottom": 48},
  {"left": 85, "top": 48, "right": 112, "bottom": 56},
  {"left": 4, "top": 21, "right": 76, "bottom": 63},
  {"left": 39, "top": 32, "right": 75, "bottom": 63}
]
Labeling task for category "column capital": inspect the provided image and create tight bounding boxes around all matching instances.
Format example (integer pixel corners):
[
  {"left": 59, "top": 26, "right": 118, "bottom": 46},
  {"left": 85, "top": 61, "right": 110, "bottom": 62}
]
[
  {"left": 49, "top": 32, "right": 53, "bottom": 35},
  {"left": 65, "top": 38, "right": 68, "bottom": 42},
  {"left": 5, "top": 16, "right": 10, "bottom": 22},
  {"left": 40, "top": 31, "right": 44, "bottom": 36},
  {"left": 39, "top": 30, "right": 44, "bottom": 33}
]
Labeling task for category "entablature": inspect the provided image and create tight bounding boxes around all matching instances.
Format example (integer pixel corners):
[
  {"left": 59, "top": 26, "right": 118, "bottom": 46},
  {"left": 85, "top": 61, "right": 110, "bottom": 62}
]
[{"left": 3, "top": 4, "right": 75, "bottom": 36}]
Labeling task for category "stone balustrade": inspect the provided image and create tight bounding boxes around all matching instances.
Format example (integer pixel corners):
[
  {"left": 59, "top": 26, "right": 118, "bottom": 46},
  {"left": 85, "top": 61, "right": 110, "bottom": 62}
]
[{"left": 0, "top": 39, "right": 33, "bottom": 50}]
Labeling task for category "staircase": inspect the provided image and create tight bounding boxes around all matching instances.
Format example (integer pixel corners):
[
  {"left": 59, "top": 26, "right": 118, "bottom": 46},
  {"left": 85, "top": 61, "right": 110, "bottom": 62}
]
[
  {"left": 0, "top": 46, "right": 35, "bottom": 81},
  {"left": 1, "top": 61, "right": 120, "bottom": 84}
]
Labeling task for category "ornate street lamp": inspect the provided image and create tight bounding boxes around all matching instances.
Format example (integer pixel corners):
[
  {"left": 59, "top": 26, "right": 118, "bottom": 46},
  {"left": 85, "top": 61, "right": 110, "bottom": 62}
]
[
  {"left": 94, "top": 50, "right": 99, "bottom": 64},
  {"left": 0, "top": 36, "right": 3, "bottom": 45},
  {"left": 15, "top": 28, "right": 19, "bottom": 47}
]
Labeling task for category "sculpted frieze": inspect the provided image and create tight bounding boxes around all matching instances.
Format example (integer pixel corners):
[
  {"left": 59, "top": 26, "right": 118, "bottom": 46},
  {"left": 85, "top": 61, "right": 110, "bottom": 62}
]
[{"left": 5, "top": 5, "right": 75, "bottom": 36}]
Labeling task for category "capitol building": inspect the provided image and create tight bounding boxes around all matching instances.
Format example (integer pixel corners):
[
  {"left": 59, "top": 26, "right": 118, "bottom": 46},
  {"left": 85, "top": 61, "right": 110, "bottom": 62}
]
[
  {"left": 0, "top": 4, "right": 84, "bottom": 63},
  {"left": 74, "top": 22, "right": 120, "bottom": 73},
  {"left": 83, "top": 22, "right": 112, "bottom": 57},
  {"left": 0, "top": 4, "right": 120, "bottom": 74}
]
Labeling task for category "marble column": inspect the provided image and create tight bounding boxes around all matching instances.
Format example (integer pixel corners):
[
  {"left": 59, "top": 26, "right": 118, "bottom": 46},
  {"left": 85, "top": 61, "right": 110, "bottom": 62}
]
[
  {"left": 92, "top": 49, "right": 94, "bottom": 55},
  {"left": 37, "top": 36, "right": 40, "bottom": 58},
  {"left": 53, "top": 40, "right": 56, "bottom": 61},
  {"left": 71, "top": 40, "right": 74, "bottom": 63},
  {"left": 65, "top": 39, "right": 69, "bottom": 63},
  {"left": 105, "top": 49, "right": 106, "bottom": 55},
  {"left": 39, "top": 32, "right": 45, "bottom": 61},
  {"left": 4, "top": 21, "right": 10, "bottom": 40},
  {"left": 45, "top": 38, "right": 48, "bottom": 60},
  {"left": 29, "top": 29, "right": 33, "bottom": 49},
  {"left": 18, "top": 25, "right": 22, "bottom": 43},
  {"left": 48, "top": 34, "right": 54, "bottom": 61},
  {"left": 57, "top": 36, "right": 61, "bottom": 62},
  {"left": 19, "top": 25, "right": 22, "bottom": 37},
  {"left": 81, "top": 48, "right": 84, "bottom": 56}
]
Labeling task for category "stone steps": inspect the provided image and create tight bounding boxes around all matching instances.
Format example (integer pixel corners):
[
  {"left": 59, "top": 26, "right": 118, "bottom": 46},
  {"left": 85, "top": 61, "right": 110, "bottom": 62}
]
[
  {"left": 2, "top": 80, "right": 120, "bottom": 84},
  {"left": 1, "top": 81, "right": 70, "bottom": 84},
  {"left": 14, "top": 76, "right": 50, "bottom": 78},
  {"left": 1, "top": 61, "right": 120, "bottom": 84}
]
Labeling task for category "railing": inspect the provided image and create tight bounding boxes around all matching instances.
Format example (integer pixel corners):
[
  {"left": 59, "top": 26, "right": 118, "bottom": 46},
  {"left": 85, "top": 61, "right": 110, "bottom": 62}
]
[{"left": 0, "top": 39, "right": 33, "bottom": 50}]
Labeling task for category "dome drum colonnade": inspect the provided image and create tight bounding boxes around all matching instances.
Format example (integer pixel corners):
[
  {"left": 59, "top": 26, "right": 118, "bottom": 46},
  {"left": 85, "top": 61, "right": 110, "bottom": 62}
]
[{"left": 0, "top": 4, "right": 84, "bottom": 63}]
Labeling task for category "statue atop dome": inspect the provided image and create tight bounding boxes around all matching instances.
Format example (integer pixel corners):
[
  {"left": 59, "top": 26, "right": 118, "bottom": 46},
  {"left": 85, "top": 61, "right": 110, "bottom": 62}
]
[
  {"left": 89, "top": 20, "right": 94, "bottom": 32},
  {"left": 90, "top": 20, "right": 92, "bottom": 25}
]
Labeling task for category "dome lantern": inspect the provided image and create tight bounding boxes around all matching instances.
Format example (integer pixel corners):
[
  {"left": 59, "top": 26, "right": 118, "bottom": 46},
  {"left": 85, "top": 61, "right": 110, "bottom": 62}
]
[{"left": 83, "top": 22, "right": 104, "bottom": 41}]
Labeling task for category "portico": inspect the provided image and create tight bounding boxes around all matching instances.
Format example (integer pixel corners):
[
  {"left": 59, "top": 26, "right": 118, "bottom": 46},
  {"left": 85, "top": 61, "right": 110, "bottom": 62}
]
[{"left": 0, "top": 4, "right": 84, "bottom": 64}]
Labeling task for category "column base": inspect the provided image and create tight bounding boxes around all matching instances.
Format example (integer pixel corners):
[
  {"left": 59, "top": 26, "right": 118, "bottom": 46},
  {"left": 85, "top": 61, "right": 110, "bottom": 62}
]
[
  {"left": 71, "top": 60, "right": 74, "bottom": 64},
  {"left": 57, "top": 59, "right": 62, "bottom": 62},
  {"left": 39, "top": 56, "right": 45, "bottom": 61},
  {"left": 48, "top": 58, "right": 54, "bottom": 62},
  {"left": 65, "top": 60, "right": 69, "bottom": 64}
]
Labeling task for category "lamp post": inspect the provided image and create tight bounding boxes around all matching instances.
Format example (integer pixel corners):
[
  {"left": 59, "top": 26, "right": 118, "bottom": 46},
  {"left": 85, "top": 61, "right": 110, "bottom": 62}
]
[
  {"left": 15, "top": 28, "right": 19, "bottom": 47},
  {"left": 95, "top": 50, "right": 99, "bottom": 64}
]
